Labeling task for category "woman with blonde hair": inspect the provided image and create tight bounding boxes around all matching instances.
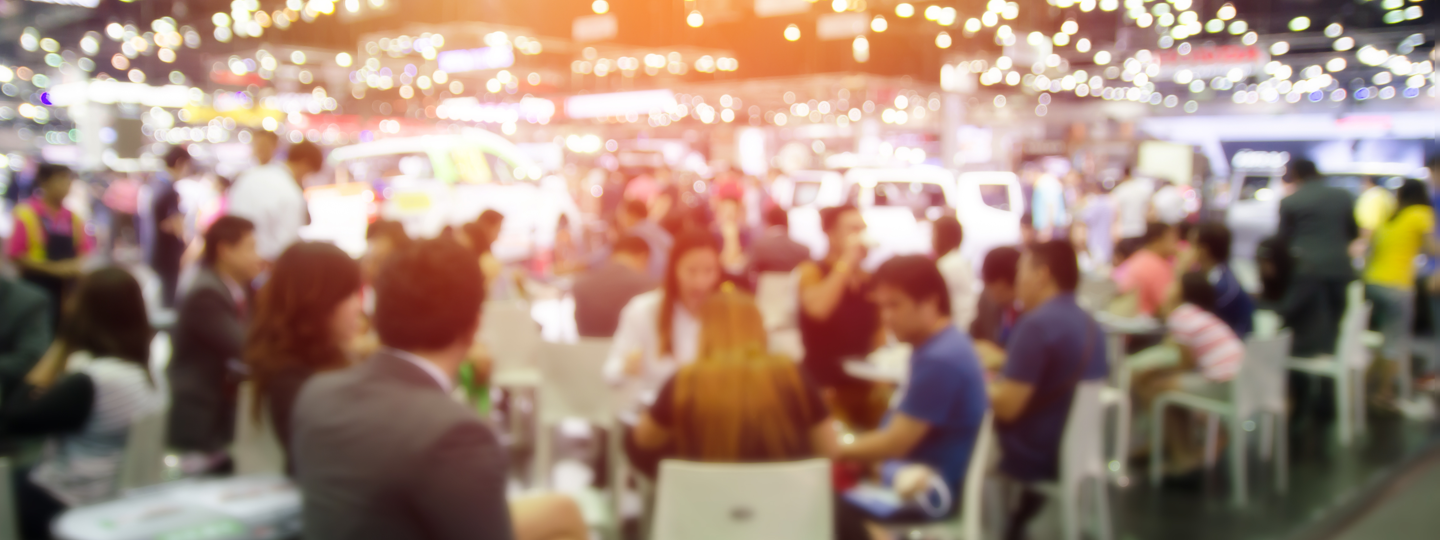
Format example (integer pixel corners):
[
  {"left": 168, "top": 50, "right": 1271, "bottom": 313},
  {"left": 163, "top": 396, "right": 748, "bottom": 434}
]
[{"left": 632, "top": 285, "right": 836, "bottom": 464}]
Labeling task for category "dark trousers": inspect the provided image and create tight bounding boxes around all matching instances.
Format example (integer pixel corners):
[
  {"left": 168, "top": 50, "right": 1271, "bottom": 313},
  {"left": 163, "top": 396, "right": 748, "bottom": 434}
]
[
  {"left": 153, "top": 249, "right": 183, "bottom": 308},
  {"left": 21, "top": 271, "right": 69, "bottom": 333},
  {"left": 1282, "top": 275, "right": 1351, "bottom": 358},
  {"left": 13, "top": 466, "right": 66, "bottom": 539}
]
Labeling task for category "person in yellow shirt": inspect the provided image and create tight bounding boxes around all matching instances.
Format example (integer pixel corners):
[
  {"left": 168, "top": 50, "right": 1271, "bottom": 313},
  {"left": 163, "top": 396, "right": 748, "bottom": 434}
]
[
  {"left": 1363, "top": 179, "right": 1436, "bottom": 407},
  {"left": 1353, "top": 175, "right": 1396, "bottom": 258}
]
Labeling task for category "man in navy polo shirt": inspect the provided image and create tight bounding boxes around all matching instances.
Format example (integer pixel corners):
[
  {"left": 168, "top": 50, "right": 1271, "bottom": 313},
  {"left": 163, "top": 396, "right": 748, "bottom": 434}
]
[
  {"left": 990, "top": 240, "right": 1109, "bottom": 539},
  {"left": 837, "top": 255, "right": 988, "bottom": 521}
]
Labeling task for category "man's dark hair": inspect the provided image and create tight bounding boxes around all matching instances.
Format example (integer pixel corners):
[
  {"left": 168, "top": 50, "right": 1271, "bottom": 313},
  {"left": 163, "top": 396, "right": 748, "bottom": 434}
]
[
  {"left": 981, "top": 246, "right": 1021, "bottom": 286},
  {"left": 933, "top": 216, "right": 963, "bottom": 256},
  {"left": 1193, "top": 222, "right": 1232, "bottom": 263},
  {"left": 1289, "top": 159, "right": 1319, "bottom": 182},
  {"left": 286, "top": 141, "right": 324, "bottom": 172},
  {"left": 163, "top": 146, "right": 192, "bottom": 170},
  {"left": 622, "top": 199, "right": 649, "bottom": 219},
  {"left": 1020, "top": 212, "right": 1035, "bottom": 230},
  {"left": 60, "top": 267, "right": 152, "bottom": 368},
  {"left": 1026, "top": 240, "right": 1080, "bottom": 292},
  {"left": 874, "top": 255, "right": 951, "bottom": 316},
  {"left": 366, "top": 219, "right": 411, "bottom": 249},
  {"left": 36, "top": 163, "right": 72, "bottom": 185},
  {"left": 251, "top": 130, "right": 279, "bottom": 144},
  {"left": 820, "top": 203, "right": 859, "bottom": 233},
  {"left": 1180, "top": 271, "right": 1217, "bottom": 311},
  {"left": 478, "top": 209, "right": 505, "bottom": 229},
  {"left": 374, "top": 237, "right": 484, "bottom": 351},
  {"left": 765, "top": 206, "right": 789, "bottom": 229},
  {"left": 614, "top": 235, "right": 650, "bottom": 257},
  {"left": 203, "top": 216, "right": 256, "bottom": 266},
  {"left": 1142, "top": 221, "right": 1174, "bottom": 245}
]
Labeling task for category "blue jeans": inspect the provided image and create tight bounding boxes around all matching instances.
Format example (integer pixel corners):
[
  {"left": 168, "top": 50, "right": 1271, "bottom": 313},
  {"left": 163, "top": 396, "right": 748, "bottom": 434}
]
[{"left": 1366, "top": 284, "right": 1415, "bottom": 363}]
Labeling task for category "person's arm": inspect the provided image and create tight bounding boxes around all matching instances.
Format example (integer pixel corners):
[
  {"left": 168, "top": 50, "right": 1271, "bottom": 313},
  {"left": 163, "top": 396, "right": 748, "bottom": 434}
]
[
  {"left": 836, "top": 413, "right": 930, "bottom": 462},
  {"left": 990, "top": 379, "right": 1035, "bottom": 423},
  {"left": 405, "top": 422, "right": 516, "bottom": 540},
  {"left": 810, "top": 421, "right": 839, "bottom": 459},
  {"left": 2, "top": 373, "right": 95, "bottom": 437},
  {"left": 798, "top": 260, "right": 854, "bottom": 321},
  {"left": 0, "top": 295, "right": 52, "bottom": 388},
  {"left": 603, "top": 297, "right": 650, "bottom": 383},
  {"left": 632, "top": 412, "right": 670, "bottom": 451}
]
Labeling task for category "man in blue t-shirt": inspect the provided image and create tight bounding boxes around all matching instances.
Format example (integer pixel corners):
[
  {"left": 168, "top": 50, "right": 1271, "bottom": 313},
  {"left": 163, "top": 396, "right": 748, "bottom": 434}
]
[
  {"left": 837, "top": 255, "right": 989, "bottom": 520},
  {"left": 991, "top": 241, "right": 1109, "bottom": 538},
  {"left": 1189, "top": 222, "right": 1255, "bottom": 337}
]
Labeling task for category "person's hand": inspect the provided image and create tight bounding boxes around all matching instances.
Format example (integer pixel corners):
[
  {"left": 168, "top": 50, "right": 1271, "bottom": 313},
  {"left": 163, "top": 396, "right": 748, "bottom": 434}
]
[
  {"left": 622, "top": 351, "right": 644, "bottom": 377},
  {"left": 893, "top": 465, "right": 937, "bottom": 499},
  {"left": 1427, "top": 272, "right": 1440, "bottom": 293},
  {"left": 466, "top": 342, "right": 494, "bottom": 383},
  {"left": 1174, "top": 245, "right": 1198, "bottom": 273},
  {"left": 840, "top": 233, "right": 865, "bottom": 267},
  {"left": 55, "top": 259, "right": 84, "bottom": 278},
  {"left": 25, "top": 342, "right": 68, "bottom": 390},
  {"left": 975, "top": 340, "right": 1007, "bottom": 371}
]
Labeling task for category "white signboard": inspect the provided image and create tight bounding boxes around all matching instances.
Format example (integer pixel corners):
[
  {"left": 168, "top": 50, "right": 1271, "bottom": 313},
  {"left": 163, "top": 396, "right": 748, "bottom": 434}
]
[
  {"left": 816, "top": 12, "right": 868, "bottom": 41},
  {"left": 754, "top": 0, "right": 811, "bottom": 17},
  {"left": 566, "top": 90, "right": 678, "bottom": 119},
  {"left": 573, "top": 14, "right": 618, "bottom": 43}
]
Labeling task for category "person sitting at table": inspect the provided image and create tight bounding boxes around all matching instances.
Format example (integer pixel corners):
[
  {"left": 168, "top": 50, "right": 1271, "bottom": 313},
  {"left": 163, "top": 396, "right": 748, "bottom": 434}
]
[
  {"left": 971, "top": 246, "right": 1021, "bottom": 370},
  {"left": 835, "top": 255, "right": 988, "bottom": 524},
  {"left": 990, "top": 241, "right": 1108, "bottom": 539},
  {"left": 1130, "top": 271, "right": 1245, "bottom": 476},
  {"left": 1177, "top": 222, "right": 1254, "bottom": 337},
  {"left": 1112, "top": 221, "right": 1178, "bottom": 317},
  {"left": 2, "top": 268, "right": 163, "bottom": 538}
]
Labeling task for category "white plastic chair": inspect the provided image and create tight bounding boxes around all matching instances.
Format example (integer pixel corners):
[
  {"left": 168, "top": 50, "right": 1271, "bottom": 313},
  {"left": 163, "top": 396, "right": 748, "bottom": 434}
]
[
  {"left": 117, "top": 407, "right": 169, "bottom": 492},
  {"left": 755, "top": 270, "right": 805, "bottom": 360},
  {"left": 0, "top": 457, "right": 18, "bottom": 540},
  {"left": 889, "top": 412, "right": 996, "bottom": 540},
  {"left": 1287, "top": 283, "right": 1371, "bottom": 446},
  {"left": 480, "top": 299, "right": 544, "bottom": 389},
  {"left": 232, "top": 382, "right": 286, "bottom": 476},
  {"left": 1034, "top": 381, "right": 1113, "bottom": 540},
  {"left": 533, "top": 339, "right": 620, "bottom": 488},
  {"left": 652, "top": 458, "right": 833, "bottom": 540},
  {"left": 1149, "top": 332, "right": 1293, "bottom": 505}
]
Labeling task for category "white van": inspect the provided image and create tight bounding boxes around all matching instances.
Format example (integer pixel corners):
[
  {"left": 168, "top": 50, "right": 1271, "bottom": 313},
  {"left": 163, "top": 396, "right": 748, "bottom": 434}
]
[
  {"left": 780, "top": 167, "right": 1023, "bottom": 270},
  {"left": 306, "top": 130, "right": 580, "bottom": 261}
]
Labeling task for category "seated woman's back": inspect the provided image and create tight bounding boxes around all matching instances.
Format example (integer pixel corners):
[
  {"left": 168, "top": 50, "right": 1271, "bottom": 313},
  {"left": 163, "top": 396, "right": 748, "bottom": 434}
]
[{"left": 639, "top": 288, "right": 835, "bottom": 464}]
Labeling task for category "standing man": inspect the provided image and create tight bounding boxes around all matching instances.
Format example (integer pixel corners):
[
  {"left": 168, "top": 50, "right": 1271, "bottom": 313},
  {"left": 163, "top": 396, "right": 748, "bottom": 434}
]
[
  {"left": 227, "top": 140, "right": 318, "bottom": 262},
  {"left": 167, "top": 216, "right": 262, "bottom": 462},
  {"left": 837, "top": 255, "right": 988, "bottom": 522},
  {"left": 7, "top": 164, "right": 90, "bottom": 330},
  {"left": 1111, "top": 167, "right": 1154, "bottom": 263},
  {"left": 1278, "top": 159, "right": 1358, "bottom": 358},
  {"left": 989, "top": 241, "right": 1108, "bottom": 539},
  {"left": 152, "top": 146, "right": 192, "bottom": 307},
  {"left": 616, "top": 199, "right": 673, "bottom": 281},
  {"left": 747, "top": 206, "right": 811, "bottom": 279}
]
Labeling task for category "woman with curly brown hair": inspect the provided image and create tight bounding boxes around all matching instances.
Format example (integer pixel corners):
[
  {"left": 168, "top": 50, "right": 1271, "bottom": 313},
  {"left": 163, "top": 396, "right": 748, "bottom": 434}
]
[{"left": 245, "top": 242, "right": 364, "bottom": 475}]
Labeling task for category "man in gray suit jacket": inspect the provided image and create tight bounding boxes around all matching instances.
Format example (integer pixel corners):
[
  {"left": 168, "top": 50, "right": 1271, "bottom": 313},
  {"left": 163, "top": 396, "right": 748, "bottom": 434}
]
[
  {"left": 294, "top": 237, "right": 588, "bottom": 540},
  {"left": 1277, "top": 159, "right": 1359, "bottom": 357},
  {"left": 167, "top": 216, "right": 261, "bottom": 456},
  {"left": 0, "top": 276, "right": 51, "bottom": 397}
]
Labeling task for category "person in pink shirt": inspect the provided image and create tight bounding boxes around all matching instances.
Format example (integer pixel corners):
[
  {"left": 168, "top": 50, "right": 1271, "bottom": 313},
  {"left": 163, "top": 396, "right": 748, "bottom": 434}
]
[
  {"left": 8, "top": 164, "right": 93, "bottom": 330},
  {"left": 1113, "top": 222, "right": 1178, "bottom": 317}
]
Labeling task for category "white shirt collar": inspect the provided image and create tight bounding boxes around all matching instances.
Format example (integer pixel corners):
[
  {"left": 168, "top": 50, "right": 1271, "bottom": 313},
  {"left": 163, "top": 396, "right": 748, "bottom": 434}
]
[{"left": 383, "top": 347, "right": 453, "bottom": 392}]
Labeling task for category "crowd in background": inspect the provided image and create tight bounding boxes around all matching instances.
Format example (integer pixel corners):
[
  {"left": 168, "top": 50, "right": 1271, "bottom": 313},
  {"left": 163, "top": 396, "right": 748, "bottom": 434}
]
[{"left": 0, "top": 135, "right": 1438, "bottom": 540}]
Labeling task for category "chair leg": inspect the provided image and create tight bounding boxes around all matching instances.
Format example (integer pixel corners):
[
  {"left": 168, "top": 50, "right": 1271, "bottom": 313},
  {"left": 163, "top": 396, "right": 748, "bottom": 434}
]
[
  {"left": 1275, "top": 412, "right": 1289, "bottom": 495},
  {"left": 1149, "top": 400, "right": 1167, "bottom": 487},
  {"left": 1259, "top": 414, "right": 1274, "bottom": 462},
  {"left": 1335, "top": 370, "right": 1352, "bottom": 446},
  {"left": 1352, "top": 367, "right": 1367, "bottom": 437},
  {"left": 1091, "top": 477, "right": 1113, "bottom": 540},
  {"left": 1113, "top": 394, "right": 1130, "bottom": 484},
  {"left": 1060, "top": 480, "right": 1080, "bottom": 540},
  {"left": 1229, "top": 418, "right": 1247, "bottom": 506},
  {"left": 533, "top": 422, "right": 552, "bottom": 489},
  {"left": 1203, "top": 414, "right": 1220, "bottom": 469}
]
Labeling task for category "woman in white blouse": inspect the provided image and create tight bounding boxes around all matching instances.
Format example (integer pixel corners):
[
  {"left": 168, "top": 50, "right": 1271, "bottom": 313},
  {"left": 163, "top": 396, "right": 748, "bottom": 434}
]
[{"left": 605, "top": 230, "right": 723, "bottom": 408}]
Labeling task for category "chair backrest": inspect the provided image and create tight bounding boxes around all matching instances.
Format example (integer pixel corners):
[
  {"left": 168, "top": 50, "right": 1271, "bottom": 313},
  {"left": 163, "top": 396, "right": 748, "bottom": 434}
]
[
  {"left": 1252, "top": 310, "right": 1283, "bottom": 339},
  {"left": 537, "top": 339, "right": 619, "bottom": 425},
  {"left": 1059, "top": 381, "right": 1107, "bottom": 485},
  {"left": 117, "top": 407, "right": 169, "bottom": 492},
  {"left": 652, "top": 458, "right": 834, "bottom": 540},
  {"left": 0, "top": 458, "right": 18, "bottom": 540},
  {"left": 1234, "top": 332, "right": 1293, "bottom": 418},
  {"left": 954, "top": 411, "right": 996, "bottom": 540},
  {"left": 232, "top": 382, "right": 287, "bottom": 476},
  {"left": 479, "top": 299, "right": 541, "bottom": 372},
  {"left": 754, "top": 271, "right": 799, "bottom": 331},
  {"left": 1337, "top": 299, "right": 1373, "bottom": 370},
  {"left": 148, "top": 332, "right": 172, "bottom": 401}
]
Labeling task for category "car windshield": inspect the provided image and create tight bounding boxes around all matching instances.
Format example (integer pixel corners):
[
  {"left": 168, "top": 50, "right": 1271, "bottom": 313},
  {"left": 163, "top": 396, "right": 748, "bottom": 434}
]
[
  {"left": 874, "top": 181, "right": 947, "bottom": 210},
  {"left": 338, "top": 152, "right": 434, "bottom": 185}
]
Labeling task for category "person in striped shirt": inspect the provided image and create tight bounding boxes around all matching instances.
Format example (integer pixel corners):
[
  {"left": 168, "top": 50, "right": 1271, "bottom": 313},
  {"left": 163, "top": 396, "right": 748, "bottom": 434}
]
[{"left": 1131, "top": 271, "right": 1245, "bottom": 475}]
